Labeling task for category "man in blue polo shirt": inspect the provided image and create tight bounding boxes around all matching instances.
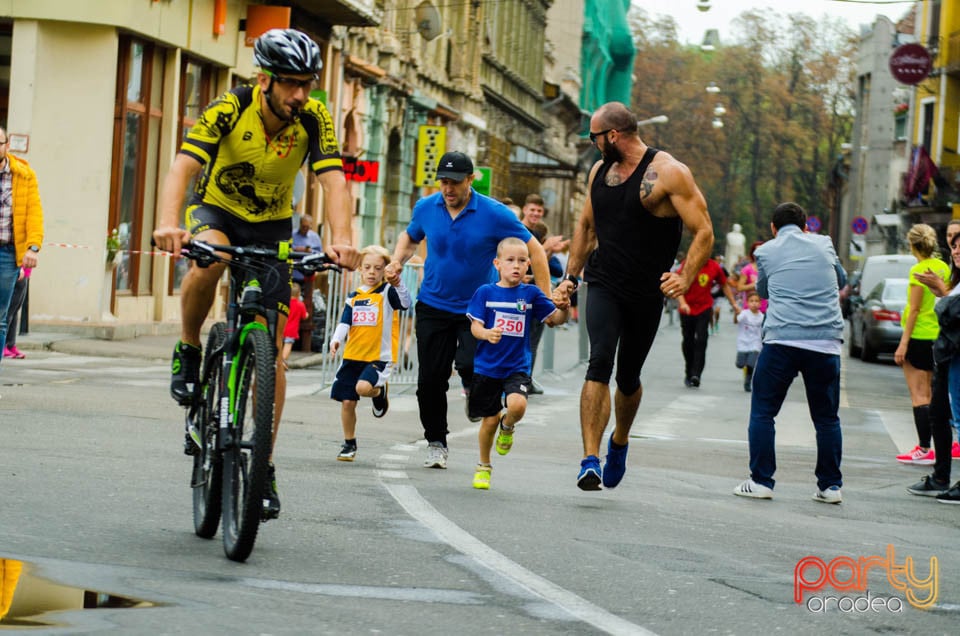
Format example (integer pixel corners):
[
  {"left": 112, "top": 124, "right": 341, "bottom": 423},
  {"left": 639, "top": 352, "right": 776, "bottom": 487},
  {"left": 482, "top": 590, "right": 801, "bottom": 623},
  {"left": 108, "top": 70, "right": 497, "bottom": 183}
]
[{"left": 386, "top": 151, "right": 551, "bottom": 469}]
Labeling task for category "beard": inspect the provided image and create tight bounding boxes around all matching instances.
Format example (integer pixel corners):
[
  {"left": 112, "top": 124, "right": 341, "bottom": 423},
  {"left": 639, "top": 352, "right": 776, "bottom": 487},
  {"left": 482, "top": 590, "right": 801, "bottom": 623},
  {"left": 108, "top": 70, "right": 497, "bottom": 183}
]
[{"left": 601, "top": 142, "right": 623, "bottom": 164}]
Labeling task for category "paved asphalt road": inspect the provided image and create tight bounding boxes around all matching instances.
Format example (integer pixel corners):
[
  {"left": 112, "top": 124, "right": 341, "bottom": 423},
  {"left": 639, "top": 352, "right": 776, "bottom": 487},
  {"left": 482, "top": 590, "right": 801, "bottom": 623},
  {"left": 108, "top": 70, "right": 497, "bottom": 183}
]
[{"left": 1, "top": 312, "right": 957, "bottom": 635}]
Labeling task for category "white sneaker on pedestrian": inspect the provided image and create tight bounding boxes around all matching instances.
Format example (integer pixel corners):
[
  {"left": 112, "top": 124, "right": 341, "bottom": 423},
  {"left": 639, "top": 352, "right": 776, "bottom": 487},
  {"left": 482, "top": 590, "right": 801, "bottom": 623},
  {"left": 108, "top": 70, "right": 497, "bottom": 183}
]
[
  {"left": 813, "top": 485, "right": 842, "bottom": 504},
  {"left": 733, "top": 479, "right": 773, "bottom": 499},
  {"left": 424, "top": 442, "right": 448, "bottom": 469}
]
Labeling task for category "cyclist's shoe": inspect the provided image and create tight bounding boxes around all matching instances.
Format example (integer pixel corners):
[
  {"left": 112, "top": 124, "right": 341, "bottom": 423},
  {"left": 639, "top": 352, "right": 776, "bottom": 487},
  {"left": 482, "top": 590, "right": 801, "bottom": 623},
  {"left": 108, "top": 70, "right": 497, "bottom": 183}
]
[
  {"left": 372, "top": 384, "right": 389, "bottom": 418},
  {"left": 170, "top": 341, "right": 202, "bottom": 406},
  {"left": 183, "top": 427, "right": 200, "bottom": 456},
  {"left": 262, "top": 463, "right": 281, "bottom": 520}
]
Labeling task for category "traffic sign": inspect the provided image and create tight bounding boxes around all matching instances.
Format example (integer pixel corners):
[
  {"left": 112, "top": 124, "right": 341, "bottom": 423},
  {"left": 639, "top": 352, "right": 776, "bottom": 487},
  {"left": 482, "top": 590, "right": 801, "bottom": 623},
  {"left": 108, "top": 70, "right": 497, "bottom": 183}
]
[
  {"left": 852, "top": 216, "right": 869, "bottom": 235},
  {"left": 806, "top": 215, "right": 821, "bottom": 233}
]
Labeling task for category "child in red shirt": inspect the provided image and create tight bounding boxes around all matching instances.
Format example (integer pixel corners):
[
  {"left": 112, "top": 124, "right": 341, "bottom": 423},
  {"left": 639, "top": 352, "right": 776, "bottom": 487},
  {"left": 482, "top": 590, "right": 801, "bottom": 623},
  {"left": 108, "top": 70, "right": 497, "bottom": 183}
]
[{"left": 282, "top": 282, "right": 308, "bottom": 365}]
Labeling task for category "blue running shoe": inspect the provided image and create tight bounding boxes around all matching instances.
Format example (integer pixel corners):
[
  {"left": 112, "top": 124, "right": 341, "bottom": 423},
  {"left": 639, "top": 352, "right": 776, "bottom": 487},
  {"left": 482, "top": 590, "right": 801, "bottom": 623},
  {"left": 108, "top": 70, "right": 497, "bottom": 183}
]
[
  {"left": 577, "top": 455, "right": 602, "bottom": 491},
  {"left": 602, "top": 438, "right": 628, "bottom": 488}
]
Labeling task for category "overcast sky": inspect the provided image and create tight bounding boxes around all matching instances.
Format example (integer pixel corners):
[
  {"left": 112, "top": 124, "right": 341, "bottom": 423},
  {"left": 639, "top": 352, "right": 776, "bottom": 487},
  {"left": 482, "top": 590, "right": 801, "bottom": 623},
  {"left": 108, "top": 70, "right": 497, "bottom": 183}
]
[{"left": 633, "top": 0, "right": 914, "bottom": 45}]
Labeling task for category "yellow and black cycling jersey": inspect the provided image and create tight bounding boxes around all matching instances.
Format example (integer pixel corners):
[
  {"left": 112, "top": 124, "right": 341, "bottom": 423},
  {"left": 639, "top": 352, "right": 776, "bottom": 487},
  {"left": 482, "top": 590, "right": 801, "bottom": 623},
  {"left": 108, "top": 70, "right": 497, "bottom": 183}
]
[{"left": 180, "top": 84, "right": 342, "bottom": 223}]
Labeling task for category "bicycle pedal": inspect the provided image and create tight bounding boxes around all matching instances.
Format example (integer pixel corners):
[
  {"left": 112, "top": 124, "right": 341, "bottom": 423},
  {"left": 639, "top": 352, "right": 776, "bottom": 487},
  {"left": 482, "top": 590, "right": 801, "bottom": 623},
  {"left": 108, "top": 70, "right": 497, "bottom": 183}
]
[{"left": 183, "top": 430, "right": 200, "bottom": 456}]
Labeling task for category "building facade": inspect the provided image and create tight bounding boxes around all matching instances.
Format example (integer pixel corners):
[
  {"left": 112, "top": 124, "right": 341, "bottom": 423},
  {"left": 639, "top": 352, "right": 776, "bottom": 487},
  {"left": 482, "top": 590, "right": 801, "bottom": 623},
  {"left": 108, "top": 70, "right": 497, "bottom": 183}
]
[{"left": 1, "top": 0, "right": 584, "bottom": 329}]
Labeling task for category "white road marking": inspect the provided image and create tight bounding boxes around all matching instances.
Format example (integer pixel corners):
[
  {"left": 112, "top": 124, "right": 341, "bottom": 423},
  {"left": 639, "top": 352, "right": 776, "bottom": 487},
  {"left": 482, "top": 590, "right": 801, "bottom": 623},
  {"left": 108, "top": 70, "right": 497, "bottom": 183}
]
[{"left": 382, "top": 481, "right": 657, "bottom": 636}]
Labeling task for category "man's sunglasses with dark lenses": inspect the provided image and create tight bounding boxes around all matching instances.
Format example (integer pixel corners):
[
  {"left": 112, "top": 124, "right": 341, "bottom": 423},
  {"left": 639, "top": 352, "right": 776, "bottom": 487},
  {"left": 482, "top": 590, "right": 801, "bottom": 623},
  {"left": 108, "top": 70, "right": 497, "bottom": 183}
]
[{"left": 589, "top": 129, "right": 614, "bottom": 143}]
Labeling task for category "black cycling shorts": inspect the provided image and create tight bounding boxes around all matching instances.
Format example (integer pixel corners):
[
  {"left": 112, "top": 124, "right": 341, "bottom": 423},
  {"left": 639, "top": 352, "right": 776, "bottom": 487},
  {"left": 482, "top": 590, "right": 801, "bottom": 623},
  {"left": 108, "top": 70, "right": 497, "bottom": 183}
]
[
  {"left": 186, "top": 205, "right": 293, "bottom": 317},
  {"left": 584, "top": 284, "right": 663, "bottom": 395}
]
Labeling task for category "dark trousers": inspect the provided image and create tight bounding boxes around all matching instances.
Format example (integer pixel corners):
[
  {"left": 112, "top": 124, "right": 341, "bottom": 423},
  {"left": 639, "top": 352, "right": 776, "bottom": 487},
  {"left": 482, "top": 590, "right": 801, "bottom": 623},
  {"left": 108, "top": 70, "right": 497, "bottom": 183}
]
[
  {"left": 415, "top": 301, "right": 476, "bottom": 446},
  {"left": 930, "top": 359, "right": 954, "bottom": 484},
  {"left": 5, "top": 275, "right": 27, "bottom": 348},
  {"left": 680, "top": 310, "right": 712, "bottom": 380},
  {"left": 748, "top": 344, "right": 843, "bottom": 491}
]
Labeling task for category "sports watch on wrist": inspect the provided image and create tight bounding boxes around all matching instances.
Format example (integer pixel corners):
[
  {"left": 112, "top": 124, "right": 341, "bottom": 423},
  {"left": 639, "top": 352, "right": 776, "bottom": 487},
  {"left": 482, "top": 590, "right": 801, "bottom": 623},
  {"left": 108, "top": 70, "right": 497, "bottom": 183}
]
[
  {"left": 28, "top": 245, "right": 40, "bottom": 252},
  {"left": 564, "top": 273, "right": 580, "bottom": 290}
]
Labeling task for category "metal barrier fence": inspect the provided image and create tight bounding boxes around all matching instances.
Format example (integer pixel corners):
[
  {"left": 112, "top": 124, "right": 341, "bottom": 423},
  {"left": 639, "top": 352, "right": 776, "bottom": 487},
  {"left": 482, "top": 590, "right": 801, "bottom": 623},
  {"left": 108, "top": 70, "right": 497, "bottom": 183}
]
[
  {"left": 315, "top": 264, "right": 422, "bottom": 389},
  {"left": 312, "top": 265, "right": 586, "bottom": 389}
]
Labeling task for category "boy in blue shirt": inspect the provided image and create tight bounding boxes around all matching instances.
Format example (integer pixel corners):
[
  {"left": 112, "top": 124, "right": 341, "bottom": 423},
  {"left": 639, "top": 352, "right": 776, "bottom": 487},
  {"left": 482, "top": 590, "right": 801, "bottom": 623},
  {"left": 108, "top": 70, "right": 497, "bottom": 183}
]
[{"left": 466, "top": 238, "right": 569, "bottom": 489}]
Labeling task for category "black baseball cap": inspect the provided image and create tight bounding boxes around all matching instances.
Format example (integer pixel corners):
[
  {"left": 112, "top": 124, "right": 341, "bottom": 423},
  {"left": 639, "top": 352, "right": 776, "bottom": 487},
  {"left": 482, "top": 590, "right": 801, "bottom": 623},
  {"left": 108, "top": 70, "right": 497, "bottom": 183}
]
[{"left": 435, "top": 151, "right": 474, "bottom": 181}]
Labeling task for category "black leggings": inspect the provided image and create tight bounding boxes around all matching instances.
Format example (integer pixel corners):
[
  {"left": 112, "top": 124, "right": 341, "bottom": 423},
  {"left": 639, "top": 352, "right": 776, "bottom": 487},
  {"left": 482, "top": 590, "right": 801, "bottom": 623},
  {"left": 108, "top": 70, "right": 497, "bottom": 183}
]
[{"left": 584, "top": 284, "right": 663, "bottom": 395}]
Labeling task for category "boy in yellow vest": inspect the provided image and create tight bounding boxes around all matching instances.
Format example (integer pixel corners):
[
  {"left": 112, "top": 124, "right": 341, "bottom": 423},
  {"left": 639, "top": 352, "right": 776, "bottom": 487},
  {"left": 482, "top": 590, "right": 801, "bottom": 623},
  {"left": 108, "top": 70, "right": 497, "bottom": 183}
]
[{"left": 330, "top": 246, "right": 411, "bottom": 461}]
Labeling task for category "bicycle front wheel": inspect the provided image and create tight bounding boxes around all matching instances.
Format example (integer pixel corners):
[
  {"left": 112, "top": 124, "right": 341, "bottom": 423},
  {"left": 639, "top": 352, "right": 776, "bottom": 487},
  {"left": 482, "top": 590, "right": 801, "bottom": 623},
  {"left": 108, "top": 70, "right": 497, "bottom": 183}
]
[
  {"left": 221, "top": 327, "right": 275, "bottom": 562},
  {"left": 192, "top": 322, "right": 226, "bottom": 539}
]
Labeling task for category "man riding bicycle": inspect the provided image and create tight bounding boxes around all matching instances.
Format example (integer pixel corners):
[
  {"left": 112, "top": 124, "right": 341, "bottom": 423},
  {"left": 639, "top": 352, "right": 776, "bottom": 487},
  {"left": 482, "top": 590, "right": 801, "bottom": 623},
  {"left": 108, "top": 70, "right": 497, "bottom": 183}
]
[{"left": 153, "top": 28, "right": 358, "bottom": 518}]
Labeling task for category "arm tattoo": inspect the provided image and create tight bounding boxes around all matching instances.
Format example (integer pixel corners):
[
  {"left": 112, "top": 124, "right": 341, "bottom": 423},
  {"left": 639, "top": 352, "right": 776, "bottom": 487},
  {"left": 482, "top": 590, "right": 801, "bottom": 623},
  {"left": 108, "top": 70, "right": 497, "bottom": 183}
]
[{"left": 641, "top": 169, "right": 658, "bottom": 198}]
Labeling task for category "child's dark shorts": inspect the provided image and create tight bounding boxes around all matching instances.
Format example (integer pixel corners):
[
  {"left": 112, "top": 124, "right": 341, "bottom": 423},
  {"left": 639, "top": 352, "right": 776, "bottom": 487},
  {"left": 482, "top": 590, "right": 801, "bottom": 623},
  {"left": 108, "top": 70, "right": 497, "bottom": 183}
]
[
  {"left": 735, "top": 350, "right": 760, "bottom": 369},
  {"left": 469, "top": 372, "right": 531, "bottom": 419},
  {"left": 331, "top": 359, "right": 389, "bottom": 402}
]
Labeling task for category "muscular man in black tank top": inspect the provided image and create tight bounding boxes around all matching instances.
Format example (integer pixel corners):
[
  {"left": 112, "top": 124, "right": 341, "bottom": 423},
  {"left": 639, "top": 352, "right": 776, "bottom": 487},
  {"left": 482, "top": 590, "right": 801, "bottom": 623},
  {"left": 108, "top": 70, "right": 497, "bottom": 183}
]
[{"left": 559, "top": 101, "right": 716, "bottom": 491}]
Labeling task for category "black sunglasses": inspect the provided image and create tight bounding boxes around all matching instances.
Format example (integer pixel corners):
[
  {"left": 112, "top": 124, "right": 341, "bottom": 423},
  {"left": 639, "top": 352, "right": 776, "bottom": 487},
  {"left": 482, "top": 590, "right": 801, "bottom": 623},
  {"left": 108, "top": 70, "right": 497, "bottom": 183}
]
[{"left": 589, "top": 128, "right": 614, "bottom": 144}]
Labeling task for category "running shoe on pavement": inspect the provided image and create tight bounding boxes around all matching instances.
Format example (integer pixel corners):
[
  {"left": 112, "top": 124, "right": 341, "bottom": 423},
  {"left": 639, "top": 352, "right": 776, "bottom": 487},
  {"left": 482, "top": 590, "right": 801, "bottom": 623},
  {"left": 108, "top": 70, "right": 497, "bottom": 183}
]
[
  {"left": 906, "top": 475, "right": 949, "bottom": 497},
  {"left": 170, "top": 341, "right": 202, "bottom": 406},
  {"left": 813, "top": 485, "right": 842, "bottom": 504},
  {"left": 337, "top": 441, "right": 357, "bottom": 462},
  {"left": 472, "top": 464, "right": 491, "bottom": 490},
  {"left": 602, "top": 437, "right": 629, "bottom": 489},
  {"left": 495, "top": 417, "right": 514, "bottom": 456},
  {"left": 424, "top": 442, "right": 448, "bottom": 469},
  {"left": 372, "top": 384, "right": 389, "bottom": 418},
  {"left": 952, "top": 440, "right": 960, "bottom": 459},
  {"left": 577, "top": 455, "right": 602, "bottom": 491},
  {"left": 895, "top": 445, "right": 935, "bottom": 465},
  {"left": 262, "top": 462, "right": 281, "bottom": 520},
  {"left": 733, "top": 478, "right": 773, "bottom": 499},
  {"left": 936, "top": 482, "right": 960, "bottom": 504}
]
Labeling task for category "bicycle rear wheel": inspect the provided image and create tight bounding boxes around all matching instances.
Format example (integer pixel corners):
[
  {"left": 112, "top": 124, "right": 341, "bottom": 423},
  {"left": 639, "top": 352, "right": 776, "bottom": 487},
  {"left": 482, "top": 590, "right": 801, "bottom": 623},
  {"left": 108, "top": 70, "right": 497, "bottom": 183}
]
[
  {"left": 192, "top": 322, "right": 226, "bottom": 538},
  {"left": 221, "top": 327, "right": 275, "bottom": 562}
]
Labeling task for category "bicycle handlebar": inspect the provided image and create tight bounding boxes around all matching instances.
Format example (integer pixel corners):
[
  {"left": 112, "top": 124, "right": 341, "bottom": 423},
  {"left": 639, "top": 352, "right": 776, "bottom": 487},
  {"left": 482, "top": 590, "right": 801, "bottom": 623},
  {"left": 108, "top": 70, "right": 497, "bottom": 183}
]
[{"left": 152, "top": 239, "right": 340, "bottom": 274}]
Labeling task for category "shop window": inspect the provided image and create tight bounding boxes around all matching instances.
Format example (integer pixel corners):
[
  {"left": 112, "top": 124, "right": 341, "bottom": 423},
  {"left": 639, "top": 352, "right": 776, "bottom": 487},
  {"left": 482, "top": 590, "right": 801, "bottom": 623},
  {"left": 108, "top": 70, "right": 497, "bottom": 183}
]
[{"left": 108, "top": 37, "right": 164, "bottom": 296}]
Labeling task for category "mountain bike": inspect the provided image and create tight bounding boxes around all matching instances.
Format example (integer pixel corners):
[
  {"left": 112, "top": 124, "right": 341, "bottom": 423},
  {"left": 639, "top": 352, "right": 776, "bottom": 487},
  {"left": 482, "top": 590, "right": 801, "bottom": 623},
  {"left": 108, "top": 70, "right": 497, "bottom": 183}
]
[{"left": 178, "top": 240, "right": 336, "bottom": 561}]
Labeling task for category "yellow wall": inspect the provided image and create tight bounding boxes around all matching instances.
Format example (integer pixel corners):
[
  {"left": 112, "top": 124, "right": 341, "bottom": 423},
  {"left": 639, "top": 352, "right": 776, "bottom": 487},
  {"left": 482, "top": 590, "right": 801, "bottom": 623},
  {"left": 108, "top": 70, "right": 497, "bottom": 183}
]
[
  {"left": 8, "top": 21, "right": 119, "bottom": 322},
  {"left": 0, "top": 0, "right": 244, "bottom": 66}
]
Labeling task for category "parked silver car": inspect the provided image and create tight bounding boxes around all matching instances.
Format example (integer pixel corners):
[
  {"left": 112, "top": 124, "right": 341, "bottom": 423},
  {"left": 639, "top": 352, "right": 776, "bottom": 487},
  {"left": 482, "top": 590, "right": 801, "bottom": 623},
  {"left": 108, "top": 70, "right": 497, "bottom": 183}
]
[{"left": 848, "top": 277, "right": 908, "bottom": 362}]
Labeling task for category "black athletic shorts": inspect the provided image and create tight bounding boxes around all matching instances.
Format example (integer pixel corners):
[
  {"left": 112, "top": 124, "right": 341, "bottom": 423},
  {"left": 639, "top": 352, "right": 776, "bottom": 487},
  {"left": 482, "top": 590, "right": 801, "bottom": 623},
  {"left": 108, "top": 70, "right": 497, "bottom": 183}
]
[
  {"left": 186, "top": 204, "right": 293, "bottom": 316},
  {"left": 905, "top": 338, "right": 934, "bottom": 371},
  {"left": 468, "top": 372, "right": 531, "bottom": 419}
]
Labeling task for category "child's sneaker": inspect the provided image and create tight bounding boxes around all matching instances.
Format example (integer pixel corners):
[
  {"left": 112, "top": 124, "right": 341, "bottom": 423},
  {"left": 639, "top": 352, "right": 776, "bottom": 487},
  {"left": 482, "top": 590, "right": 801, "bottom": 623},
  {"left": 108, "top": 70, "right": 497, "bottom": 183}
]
[
  {"left": 495, "top": 417, "right": 514, "bottom": 456},
  {"left": 472, "top": 464, "right": 491, "bottom": 490},
  {"left": 372, "top": 384, "right": 389, "bottom": 418},
  {"left": 337, "top": 441, "right": 357, "bottom": 462}
]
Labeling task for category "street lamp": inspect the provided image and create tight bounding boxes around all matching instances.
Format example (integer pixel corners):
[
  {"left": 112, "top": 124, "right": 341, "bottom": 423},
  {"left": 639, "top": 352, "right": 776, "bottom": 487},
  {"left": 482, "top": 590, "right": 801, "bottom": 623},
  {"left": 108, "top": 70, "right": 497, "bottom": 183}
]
[
  {"left": 705, "top": 82, "right": 721, "bottom": 94},
  {"left": 712, "top": 118, "right": 724, "bottom": 129},
  {"left": 713, "top": 104, "right": 726, "bottom": 117},
  {"left": 638, "top": 115, "right": 669, "bottom": 127}
]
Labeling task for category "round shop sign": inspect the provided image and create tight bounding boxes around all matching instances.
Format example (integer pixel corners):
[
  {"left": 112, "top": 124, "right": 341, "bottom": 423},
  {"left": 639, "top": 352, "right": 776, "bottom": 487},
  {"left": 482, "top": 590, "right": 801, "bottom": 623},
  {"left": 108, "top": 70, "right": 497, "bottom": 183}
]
[{"left": 889, "top": 43, "right": 932, "bottom": 85}]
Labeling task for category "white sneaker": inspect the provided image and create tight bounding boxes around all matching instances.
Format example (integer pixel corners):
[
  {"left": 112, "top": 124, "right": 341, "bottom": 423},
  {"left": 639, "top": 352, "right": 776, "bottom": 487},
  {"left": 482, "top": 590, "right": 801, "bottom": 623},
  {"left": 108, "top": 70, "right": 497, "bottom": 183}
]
[
  {"left": 424, "top": 442, "right": 448, "bottom": 469},
  {"left": 813, "top": 485, "right": 842, "bottom": 504},
  {"left": 733, "top": 479, "right": 773, "bottom": 499}
]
